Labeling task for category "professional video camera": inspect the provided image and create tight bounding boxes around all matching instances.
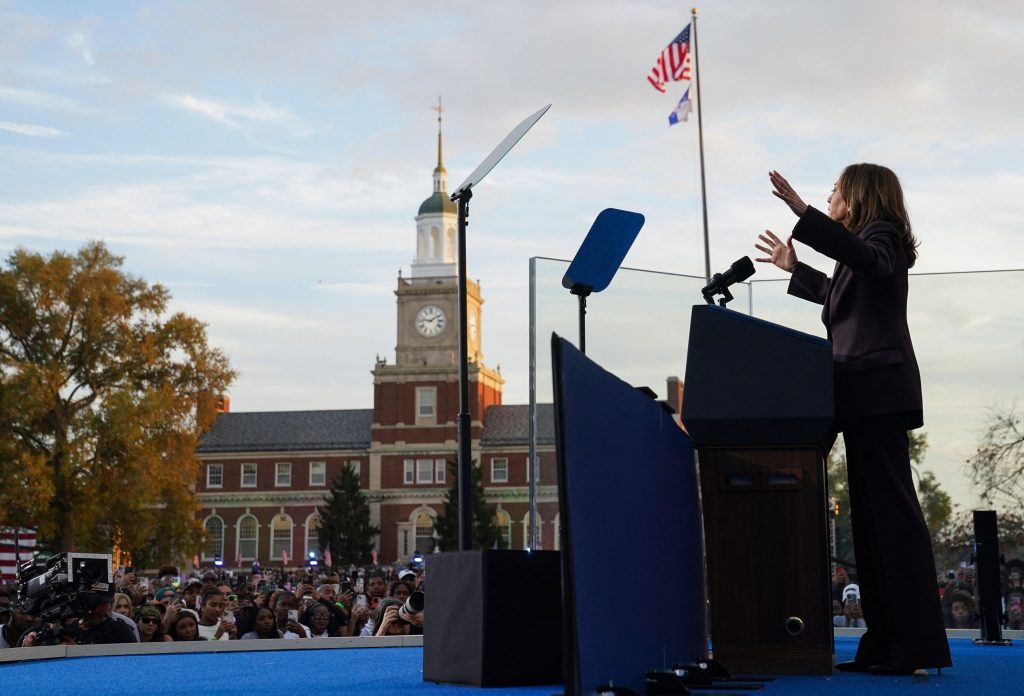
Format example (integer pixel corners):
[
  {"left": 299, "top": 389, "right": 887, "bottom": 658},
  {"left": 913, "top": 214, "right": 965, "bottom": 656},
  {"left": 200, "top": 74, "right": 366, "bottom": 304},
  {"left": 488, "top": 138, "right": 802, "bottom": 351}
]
[{"left": 15, "top": 552, "right": 115, "bottom": 642}]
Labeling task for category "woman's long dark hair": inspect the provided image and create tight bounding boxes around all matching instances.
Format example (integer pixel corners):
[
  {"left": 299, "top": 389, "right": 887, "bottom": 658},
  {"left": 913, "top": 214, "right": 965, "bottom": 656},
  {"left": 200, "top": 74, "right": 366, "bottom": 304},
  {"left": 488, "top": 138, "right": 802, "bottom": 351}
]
[
  {"left": 167, "top": 610, "right": 206, "bottom": 641},
  {"left": 250, "top": 606, "right": 282, "bottom": 638},
  {"left": 838, "top": 163, "right": 919, "bottom": 267},
  {"left": 372, "top": 598, "right": 405, "bottom": 636}
]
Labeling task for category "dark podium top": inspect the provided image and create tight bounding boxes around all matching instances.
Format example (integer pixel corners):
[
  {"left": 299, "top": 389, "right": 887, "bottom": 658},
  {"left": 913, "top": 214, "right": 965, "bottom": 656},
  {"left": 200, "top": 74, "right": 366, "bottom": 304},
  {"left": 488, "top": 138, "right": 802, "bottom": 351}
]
[{"left": 681, "top": 305, "right": 834, "bottom": 447}]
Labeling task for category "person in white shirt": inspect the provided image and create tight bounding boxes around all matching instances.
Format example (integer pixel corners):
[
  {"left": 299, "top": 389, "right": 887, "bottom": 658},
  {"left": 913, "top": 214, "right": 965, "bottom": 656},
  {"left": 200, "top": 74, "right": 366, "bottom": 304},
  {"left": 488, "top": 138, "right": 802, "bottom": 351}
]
[{"left": 195, "top": 589, "right": 237, "bottom": 641}]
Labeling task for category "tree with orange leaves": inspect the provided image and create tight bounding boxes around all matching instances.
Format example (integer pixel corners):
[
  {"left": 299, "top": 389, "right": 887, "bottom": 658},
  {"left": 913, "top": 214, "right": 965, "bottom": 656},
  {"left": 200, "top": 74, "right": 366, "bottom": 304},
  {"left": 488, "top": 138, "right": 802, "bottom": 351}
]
[{"left": 0, "top": 241, "right": 235, "bottom": 566}]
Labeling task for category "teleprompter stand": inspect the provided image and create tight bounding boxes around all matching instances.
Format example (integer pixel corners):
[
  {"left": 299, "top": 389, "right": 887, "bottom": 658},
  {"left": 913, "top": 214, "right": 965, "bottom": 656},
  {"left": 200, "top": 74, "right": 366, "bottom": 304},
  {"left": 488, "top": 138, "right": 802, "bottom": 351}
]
[
  {"left": 423, "top": 105, "right": 562, "bottom": 689},
  {"left": 561, "top": 208, "right": 645, "bottom": 353}
]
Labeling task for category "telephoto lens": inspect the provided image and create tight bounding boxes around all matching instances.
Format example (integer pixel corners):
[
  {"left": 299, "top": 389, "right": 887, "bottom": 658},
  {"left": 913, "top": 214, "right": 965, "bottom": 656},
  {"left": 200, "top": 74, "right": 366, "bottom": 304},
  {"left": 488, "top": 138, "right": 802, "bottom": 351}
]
[{"left": 397, "top": 591, "right": 424, "bottom": 623}]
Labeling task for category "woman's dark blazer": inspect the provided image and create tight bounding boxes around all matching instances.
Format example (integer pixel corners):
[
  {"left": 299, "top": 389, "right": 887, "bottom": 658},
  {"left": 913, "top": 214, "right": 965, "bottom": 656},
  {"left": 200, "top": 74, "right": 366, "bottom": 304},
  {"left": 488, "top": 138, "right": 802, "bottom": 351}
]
[{"left": 786, "top": 206, "right": 922, "bottom": 429}]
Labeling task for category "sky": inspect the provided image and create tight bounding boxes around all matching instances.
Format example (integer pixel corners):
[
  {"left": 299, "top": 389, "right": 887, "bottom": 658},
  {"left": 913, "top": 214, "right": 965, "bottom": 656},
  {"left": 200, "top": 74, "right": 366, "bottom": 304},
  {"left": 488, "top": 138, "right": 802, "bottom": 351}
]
[{"left": 1, "top": 0, "right": 1022, "bottom": 508}]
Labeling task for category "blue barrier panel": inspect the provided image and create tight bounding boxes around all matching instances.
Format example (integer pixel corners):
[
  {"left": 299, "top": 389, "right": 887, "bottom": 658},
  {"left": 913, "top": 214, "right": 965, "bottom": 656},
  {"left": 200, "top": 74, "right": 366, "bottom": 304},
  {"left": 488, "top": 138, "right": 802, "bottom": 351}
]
[{"left": 552, "top": 334, "right": 706, "bottom": 695}]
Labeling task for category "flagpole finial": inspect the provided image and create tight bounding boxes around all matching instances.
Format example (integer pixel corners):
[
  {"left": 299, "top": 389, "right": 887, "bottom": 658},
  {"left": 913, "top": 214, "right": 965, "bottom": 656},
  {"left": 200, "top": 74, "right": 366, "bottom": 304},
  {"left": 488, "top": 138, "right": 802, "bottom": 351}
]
[{"left": 692, "top": 7, "right": 698, "bottom": 14}]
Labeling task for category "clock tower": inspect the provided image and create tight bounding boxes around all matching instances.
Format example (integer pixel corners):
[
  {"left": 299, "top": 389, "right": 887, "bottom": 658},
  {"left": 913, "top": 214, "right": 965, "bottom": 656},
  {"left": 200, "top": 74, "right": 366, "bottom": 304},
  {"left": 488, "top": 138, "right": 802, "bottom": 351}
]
[{"left": 370, "top": 103, "right": 503, "bottom": 515}]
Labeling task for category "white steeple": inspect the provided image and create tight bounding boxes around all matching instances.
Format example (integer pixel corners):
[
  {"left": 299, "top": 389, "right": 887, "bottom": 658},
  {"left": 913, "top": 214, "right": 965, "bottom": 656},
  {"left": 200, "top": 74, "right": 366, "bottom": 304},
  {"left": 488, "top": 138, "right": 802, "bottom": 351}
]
[{"left": 412, "top": 96, "right": 458, "bottom": 278}]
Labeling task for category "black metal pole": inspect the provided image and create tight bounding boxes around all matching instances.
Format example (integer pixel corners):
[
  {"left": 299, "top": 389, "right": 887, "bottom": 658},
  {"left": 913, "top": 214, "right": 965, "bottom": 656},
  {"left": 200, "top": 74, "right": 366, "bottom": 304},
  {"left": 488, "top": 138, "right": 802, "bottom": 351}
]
[
  {"left": 973, "top": 510, "right": 1010, "bottom": 645},
  {"left": 454, "top": 187, "right": 474, "bottom": 551},
  {"left": 578, "top": 294, "right": 586, "bottom": 354},
  {"left": 570, "top": 283, "right": 591, "bottom": 354}
]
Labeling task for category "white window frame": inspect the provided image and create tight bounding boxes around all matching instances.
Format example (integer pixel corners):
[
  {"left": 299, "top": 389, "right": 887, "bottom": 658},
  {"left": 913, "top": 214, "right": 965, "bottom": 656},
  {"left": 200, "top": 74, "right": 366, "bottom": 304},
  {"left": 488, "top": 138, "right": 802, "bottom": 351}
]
[
  {"left": 305, "top": 513, "right": 320, "bottom": 559},
  {"left": 416, "top": 386, "right": 437, "bottom": 424},
  {"left": 202, "top": 515, "right": 225, "bottom": 560},
  {"left": 416, "top": 458, "right": 434, "bottom": 484},
  {"left": 404, "top": 460, "right": 415, "bottom": 485},
  {"left": 206, "top": 463, "right": 223, "bottom": 488},
  {"left": 309, "top": 461, "right": 326, "bottom": 486},
  {"left": 236, "top": 514, "right": 259, "bottom": 561},
  {"left": 241, "top": 463, "right": 257, "bottom": 488},
  {"left": 435, "top": 458, "right": 446, "bottom": 484},
  {"left": 275, "top": 462, "right": 292, "bottom": 487},
  {"left": 347, "top": 460, "right": 361, "bottom": 480},
  {"left": 495, "top": 509, "right": 512, "bottom": 550},
  {"left": 270, "top": 514, "right": 293, "bottom": 561},
  {"left": 491, "top": 457, "right": 509, "bottom": 483}
]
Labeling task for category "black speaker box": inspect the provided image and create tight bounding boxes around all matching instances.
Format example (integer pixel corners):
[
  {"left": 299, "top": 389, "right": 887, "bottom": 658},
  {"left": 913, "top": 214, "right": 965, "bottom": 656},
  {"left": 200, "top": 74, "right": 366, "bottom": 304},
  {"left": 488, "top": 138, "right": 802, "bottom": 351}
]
[{"left": 422, "top": 549, "right": 562, "bottom": 687}]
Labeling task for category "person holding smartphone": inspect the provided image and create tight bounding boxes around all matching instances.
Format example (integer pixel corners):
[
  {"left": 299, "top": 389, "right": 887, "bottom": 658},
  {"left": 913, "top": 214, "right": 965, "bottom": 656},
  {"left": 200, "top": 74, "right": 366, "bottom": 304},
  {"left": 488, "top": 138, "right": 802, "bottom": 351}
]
[
  {"left": 196, "top": 589, "right": 237, "bottom": 640},
  {"left": 273, "top": 592, "right": 308, "bottom": 638}
]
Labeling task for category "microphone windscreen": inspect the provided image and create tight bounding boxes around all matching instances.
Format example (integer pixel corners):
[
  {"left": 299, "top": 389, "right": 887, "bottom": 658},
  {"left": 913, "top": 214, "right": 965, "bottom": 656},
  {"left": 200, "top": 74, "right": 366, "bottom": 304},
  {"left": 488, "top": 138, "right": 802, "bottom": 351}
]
[{"left": 730, "top": 256, "right": 755, "bottom": 283}]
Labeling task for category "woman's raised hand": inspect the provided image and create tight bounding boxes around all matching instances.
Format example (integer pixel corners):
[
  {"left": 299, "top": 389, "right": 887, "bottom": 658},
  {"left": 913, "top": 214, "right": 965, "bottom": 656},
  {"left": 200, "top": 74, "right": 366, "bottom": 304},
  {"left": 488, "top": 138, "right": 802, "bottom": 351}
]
[
  {"left": 755, "top": 230, "right": 798, "bottom": 273},
  {"left": 769, "top": 170, "right": 807, "bottom": 217}
]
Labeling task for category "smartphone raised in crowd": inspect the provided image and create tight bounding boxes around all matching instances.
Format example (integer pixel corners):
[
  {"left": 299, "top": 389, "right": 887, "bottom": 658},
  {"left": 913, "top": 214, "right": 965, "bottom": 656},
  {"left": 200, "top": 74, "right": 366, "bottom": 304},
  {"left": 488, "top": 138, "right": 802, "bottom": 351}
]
[{"left": 287, "top": 609, "right": 299, "bottom": 622}]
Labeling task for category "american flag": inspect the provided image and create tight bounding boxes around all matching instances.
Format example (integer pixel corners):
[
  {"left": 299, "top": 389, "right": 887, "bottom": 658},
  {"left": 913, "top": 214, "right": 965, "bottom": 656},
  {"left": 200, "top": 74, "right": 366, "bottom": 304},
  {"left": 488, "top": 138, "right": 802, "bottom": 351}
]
[
  {"left": 323, "top": 545, "right": 332, "bottom": 569},
  {"left": 0, "top": 527, "right": 37, "bottom": 581},
  {"left": 647, "top": 24, "right": 692, "bottom": 93}
]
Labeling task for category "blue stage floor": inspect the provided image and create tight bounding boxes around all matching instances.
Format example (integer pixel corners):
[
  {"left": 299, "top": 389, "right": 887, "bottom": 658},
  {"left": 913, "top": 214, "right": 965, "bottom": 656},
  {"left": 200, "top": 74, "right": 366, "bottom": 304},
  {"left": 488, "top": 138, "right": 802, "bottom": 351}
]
[{"left": 1, "top": 637, "right": 1021, "bottom": 695}]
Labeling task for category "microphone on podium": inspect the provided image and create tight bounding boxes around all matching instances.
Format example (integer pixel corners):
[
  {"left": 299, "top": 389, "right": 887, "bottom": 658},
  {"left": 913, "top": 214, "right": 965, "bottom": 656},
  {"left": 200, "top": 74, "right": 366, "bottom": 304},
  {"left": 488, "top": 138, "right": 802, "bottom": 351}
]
[{"left": 701, "top": 256, "right": 755, "bottom": 307}]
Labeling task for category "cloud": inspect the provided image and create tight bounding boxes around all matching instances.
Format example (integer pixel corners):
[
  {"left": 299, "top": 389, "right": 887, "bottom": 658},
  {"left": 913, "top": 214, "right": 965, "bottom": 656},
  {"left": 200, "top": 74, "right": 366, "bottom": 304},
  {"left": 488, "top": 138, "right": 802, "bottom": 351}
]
[
  {"left": 0, "top": 120, "right": 67, "bottom": 138},
  {"left": 0, "top": 85, "right": 102, "bottom": 117},
  {"left": 66, "top": 32, "right": 95, "bottom": 67},
  {"left": 161, "top": 93, "right": 312, "bottom": 134}
]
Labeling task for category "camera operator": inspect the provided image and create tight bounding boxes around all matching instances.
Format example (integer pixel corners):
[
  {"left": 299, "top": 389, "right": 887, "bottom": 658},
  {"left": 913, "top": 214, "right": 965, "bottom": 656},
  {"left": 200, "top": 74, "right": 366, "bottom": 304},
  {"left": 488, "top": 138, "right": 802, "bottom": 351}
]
[
  {"left": 1, "top": 588, "right": 38, "bottom": 649},
  {"left": 21, "top": 592, "right": 137, "bottom": 646}
]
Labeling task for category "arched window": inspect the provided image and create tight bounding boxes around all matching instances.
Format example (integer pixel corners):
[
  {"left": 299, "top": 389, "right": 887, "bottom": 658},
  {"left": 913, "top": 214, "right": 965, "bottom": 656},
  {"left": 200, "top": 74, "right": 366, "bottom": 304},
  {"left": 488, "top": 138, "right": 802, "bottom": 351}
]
[
  {"left": 553, "top": 513, "right": 561, "bottom": 551},
  {"left": 237, "top": 515, "right": 258, "bottom": 561},
  {"left": 495, "top": 509, "right": 512, "bottom": 550},
  {"left": 445, "top": 227, "right": 456, "bottom": 260},
  {"left": 203, "top": 516, "right": 224, "bottom": 561},
  {"left": 305, "top": 513, "right": 321, "bottom": 560},
  {"left": 430, "top": 227, "right": 440, "bottom": 259},
  {"left": 270, "top": 514, "right": 293, "bottom": 562},
  {"left": 417, "top": 228, "right": 426, "bottom": 258},
  {"left": 521, "top": 511, "right": 543, "bottom": 550},
  {"left": 414, "top": 510, "right": 436, "bottom": 555}
]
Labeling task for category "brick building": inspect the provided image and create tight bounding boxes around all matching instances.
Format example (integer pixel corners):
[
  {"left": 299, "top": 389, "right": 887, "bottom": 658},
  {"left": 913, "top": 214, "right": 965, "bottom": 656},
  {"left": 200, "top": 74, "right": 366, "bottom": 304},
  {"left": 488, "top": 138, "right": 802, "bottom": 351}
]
[{"left": 195, "top": 123, "right": 561, "bottom": 566}]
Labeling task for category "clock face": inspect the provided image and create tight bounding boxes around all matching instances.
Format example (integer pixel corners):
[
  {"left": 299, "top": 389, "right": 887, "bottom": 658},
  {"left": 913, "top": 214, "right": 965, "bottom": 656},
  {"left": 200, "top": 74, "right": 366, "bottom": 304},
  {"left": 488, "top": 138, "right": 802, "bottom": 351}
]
[{"left": 415, "top": 305, "right": 446, "bottom": 337}]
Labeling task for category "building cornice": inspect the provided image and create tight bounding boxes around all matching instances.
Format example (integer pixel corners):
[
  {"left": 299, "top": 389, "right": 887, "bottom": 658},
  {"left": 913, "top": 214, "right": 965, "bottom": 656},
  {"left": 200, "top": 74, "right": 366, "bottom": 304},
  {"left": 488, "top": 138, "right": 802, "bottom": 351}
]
[{"left": 197, "top": 485, "right": 559, "bottom": 508}]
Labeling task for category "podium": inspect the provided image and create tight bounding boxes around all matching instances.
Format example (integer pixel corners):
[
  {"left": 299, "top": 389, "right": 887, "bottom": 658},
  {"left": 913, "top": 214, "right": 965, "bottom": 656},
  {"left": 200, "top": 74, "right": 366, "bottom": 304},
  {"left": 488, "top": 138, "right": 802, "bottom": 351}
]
[{"left": 681, "top": 305, "right": 835, "bottom": 675}]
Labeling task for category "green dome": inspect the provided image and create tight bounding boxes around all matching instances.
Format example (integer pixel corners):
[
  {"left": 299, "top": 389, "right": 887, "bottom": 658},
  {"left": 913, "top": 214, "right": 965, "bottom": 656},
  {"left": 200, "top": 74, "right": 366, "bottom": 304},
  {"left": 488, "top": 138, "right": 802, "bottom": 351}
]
[{"left": 418, "top": 191, "right": 457, "bottom": 216}]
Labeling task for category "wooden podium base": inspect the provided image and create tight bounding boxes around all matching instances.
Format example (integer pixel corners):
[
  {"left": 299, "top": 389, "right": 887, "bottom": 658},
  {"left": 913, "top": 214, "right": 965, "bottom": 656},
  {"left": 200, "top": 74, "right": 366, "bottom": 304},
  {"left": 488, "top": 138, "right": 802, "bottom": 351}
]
[{"left": 698, "top": 447, "right": 833, "bottom": 675}]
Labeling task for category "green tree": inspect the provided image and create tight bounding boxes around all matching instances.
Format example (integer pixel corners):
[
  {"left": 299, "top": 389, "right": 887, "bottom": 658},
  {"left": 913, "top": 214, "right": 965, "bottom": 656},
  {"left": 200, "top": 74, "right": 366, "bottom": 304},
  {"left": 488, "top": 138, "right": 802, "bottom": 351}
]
[
  {"left": 0, "top": 242, "right": 235, "bottom": 562},
  {"left": 915, "top": 470, "right": 952, "bottom": 540},
  {"left": 826, "top": 436, "right": 855, "bottom": 568},
  {"left": 434, "top": 460, "right": 502, "bottom": 551},
  {"left": 316, "top": 464, "right": 380, "bottom": 567}
]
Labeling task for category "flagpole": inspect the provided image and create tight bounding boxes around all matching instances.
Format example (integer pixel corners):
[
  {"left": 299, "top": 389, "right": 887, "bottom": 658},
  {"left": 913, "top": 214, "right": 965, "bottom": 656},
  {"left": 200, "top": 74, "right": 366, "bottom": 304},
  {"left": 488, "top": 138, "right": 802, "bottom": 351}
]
[{"left": 691, "top": 7, "right": 711, "bottom": 281}]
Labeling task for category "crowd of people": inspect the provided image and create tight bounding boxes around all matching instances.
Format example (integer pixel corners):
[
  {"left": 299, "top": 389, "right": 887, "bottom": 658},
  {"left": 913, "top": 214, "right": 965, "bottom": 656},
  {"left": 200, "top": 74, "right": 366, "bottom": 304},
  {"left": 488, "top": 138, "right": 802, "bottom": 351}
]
[
  {"left": 0, "top": 562, "right": 425, "bottom": 648},
  {"left": 830, "top": 559, "right": 1024, "bottom": 631}
]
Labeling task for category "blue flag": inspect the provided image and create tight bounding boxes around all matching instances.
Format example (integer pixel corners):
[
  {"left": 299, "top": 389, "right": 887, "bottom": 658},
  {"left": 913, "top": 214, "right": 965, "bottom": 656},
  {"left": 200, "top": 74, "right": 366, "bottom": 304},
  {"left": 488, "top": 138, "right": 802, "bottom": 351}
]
[{"left": 668, "top": 86, "right": 692, "bottom": 127}]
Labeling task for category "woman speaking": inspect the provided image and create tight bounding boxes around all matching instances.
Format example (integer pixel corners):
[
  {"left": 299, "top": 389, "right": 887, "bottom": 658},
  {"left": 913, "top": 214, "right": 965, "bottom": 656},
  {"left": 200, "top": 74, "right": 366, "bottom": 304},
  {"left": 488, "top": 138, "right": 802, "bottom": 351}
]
[{"left": 755, "top": 164, "right": 951, "bottom": 676}]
